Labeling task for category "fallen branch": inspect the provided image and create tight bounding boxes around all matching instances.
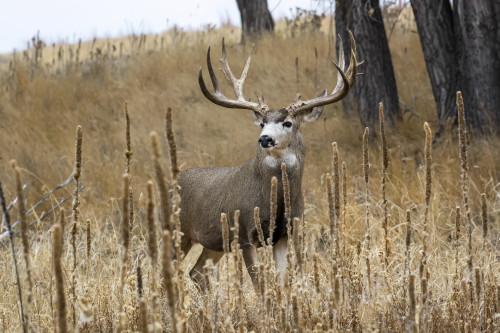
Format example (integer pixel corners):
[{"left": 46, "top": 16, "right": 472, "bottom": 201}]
[
  {"left": 0, "top": 174, "right": 83, "bottom": 242},
  {"left": 1, "top": 184, "right": 26, "bottom": 232}
]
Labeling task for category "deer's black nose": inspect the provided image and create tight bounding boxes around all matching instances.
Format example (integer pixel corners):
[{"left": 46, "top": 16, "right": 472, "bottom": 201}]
[{"left": 259, "top": 135, "right": 274, "bottom": 148}]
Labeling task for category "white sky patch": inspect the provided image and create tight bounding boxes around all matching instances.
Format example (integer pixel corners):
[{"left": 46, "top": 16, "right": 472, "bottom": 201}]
[{"left": 0, "top": 0, "right": 322, "bottom": 54}]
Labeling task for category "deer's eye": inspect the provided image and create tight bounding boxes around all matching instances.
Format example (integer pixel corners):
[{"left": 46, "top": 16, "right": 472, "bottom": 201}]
[
  {"left": 260, "top": 123, "right": 264, "bottom": 128},
  {"left": 283, "top": 121, "right": 292, "bottom": 128}
]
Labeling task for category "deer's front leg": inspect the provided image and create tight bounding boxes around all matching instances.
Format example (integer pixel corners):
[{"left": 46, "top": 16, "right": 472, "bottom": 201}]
[
  {"left": 273, "top": 235, "right": 288, "bottom": 286},
  {"left": 190, "top": 247, "right": 223, "bottom": 292},
  {"left": 241, "top": 244, "right": 259, "bottom": 290}
]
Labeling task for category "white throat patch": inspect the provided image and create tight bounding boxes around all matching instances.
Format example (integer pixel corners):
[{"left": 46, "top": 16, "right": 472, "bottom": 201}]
[{"left": 263, "top": 150, "right": 298, "bottom": 168}]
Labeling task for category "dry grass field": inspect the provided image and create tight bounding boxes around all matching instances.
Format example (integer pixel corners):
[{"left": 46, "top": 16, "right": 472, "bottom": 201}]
[{"left": 0, "top": 11, "right": 499, "bottom": 332}]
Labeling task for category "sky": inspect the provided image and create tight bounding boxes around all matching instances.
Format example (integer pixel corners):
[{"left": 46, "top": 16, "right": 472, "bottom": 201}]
[{"left": 0, "top": 0, "right": 322, "bottom": 54}]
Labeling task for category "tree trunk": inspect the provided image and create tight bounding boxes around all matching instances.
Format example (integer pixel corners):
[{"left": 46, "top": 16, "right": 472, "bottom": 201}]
[
  {"left": 411, "top": 0, "right": 500, "bottom": 135},
  {"left": 336, "top": 0, "right": 400, "bottom": 130},
  {"left": 236, "top": 0, "right": 274, "bottom": 44},
  {"left": 453, "top": 0, "right": 500, "bottom": 134},
  {"left": 335, "top": 0, "right": 355, "bottom": 114},
  {"left": 410, "top": 0, "right": 458, "bottom": 133}
]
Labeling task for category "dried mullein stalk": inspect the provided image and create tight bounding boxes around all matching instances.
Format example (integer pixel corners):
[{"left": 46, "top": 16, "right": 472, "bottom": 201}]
[
  {"left": 138, "top": 299, "right": 148, "bottom": 333},
  {"left": 136, "top": 257, "right": 149, "bottom": 333},
  {"left": 281, "top": 163, "right": 291, "bottom": 221},
  {"left": 293, "top": 217, "right": 302, "bottom": 271},
  {"left": 480, "top": 193, "right": 487, "bottom": 244},
  {"left": 404, "top": 210, "right": 412, "bottom": 300},
  {"left": 86, "top": 219, "right": 91, "bottom": 260},
  {"left": 407, "top": 274, "right": 416, "bottom": 331},
  {"left": 124, "top": 101, "right": 133, "bottom": 174},
  {"left": 221, "top": 212, "right": 231, "bottom": 308},
  {"left": 146, "top": 181, "right": 158, "bottom": 290},
  {"left": 147, "top": 182, "right": 160, "bottom": 332},
  {"left": 362, "top": 127, "right": 370, "bottom": 233},
  {"left": 254, "top": 207, "right": 265, "bottom": 247},
  {"left": 151, "top": 132, "right": 171, "bottom": 232},
  {"left": 474, "top": 267, "right": 481, "bottom": 304},
  {"left": 161, "top": 230, "right": 177, "bottom": 331},
  {"left": 326, "top": 173, "right": 335, "bottom": 246},
  {"left": 119, "top": 174, "right": 130, "bottom": 325},
  {"left": 71, "top": 125, "right": 82, "bottom": 328},
  {"left": 379, "top": 103, "right": 390, "bottom": 264},
  {"left": 332, "top": 142, "right": 340, "bottom": 226},
  {"left": 362, "top": 127, "right": 371, "bottom": 297},
  {"left": 53, "top": 223, "right": 67, "bottom": 333},
  {"left": 121, "top": 174, "right": 131, "bottom": 261},
  {"left": 332, "top": 142, "right": 340, "bottom": 258},
  {"left": 420, "top": 122, "right": 432, "bottom": 278},
  {"left": 231, "top": 211, "right": 246, "bottom": 333},
  {"left": 457, "top": 91, "right": 473, "bottom": 272},
  {"left": 313, "top": 253, "right": 320, "bottom": 293},
  {"left": 269, "top": 176, "right": 278, "bottom": 244},
  {"left": 221, "top": 213, "right": 230, "bottom": 254},
  {"left": 291, "top": 293, "right": 299, "bottom": 328},
  {"left": 341, "top": 161, "right": 347, "bottom": 259},
  {"left": 165, "top": 107, "right": 179, "bottom": 181},
  {"left": 454, "top": 207, "right": 461, "bottom": 283}
]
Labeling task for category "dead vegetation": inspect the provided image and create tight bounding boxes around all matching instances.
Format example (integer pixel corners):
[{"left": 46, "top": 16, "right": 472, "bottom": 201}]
[{"left": 0, "top": 12, "right": 499, "bottom": 332}]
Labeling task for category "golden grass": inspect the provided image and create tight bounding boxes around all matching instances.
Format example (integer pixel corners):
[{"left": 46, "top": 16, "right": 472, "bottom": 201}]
[{"left": 0, "top": 13, "right": 499, "bottom": 332}]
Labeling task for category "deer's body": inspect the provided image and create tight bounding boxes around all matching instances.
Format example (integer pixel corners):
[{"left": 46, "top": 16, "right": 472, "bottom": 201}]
[
  {"left": 179, "top": 36, "right": 361, "bottom": 288},
  {"left": 179, "top": 149, "right": 304, "bottom": 251},
  {"left": 179, "top": 109, "right": 307, "bottom": 286}
]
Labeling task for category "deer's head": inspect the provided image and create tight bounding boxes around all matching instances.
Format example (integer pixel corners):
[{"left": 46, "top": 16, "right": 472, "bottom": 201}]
[{"left": 198, "top": 33, "right": 362, "bottom": 155}]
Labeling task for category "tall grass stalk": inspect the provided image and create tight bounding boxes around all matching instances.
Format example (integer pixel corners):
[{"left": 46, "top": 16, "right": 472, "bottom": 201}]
[
  {"left": 362, "top": 127, "right": 371, "bottom": 298},
  {"left": 12, "top": 161, "right": 33, "bottom": 314},
  {"left": 404, "top": 209, "right": 412, "bottom": 301},
  {"left": 0, "top": 180, "right": 26, "bottom": 332}
]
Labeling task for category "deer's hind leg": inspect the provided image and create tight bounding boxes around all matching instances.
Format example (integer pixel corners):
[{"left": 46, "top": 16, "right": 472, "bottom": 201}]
[{"left": 189, "top": 247, "right": 223, "bottom": 291}]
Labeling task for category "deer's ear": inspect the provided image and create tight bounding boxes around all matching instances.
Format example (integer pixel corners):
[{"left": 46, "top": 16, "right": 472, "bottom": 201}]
[
  {"left": 301, "top": 89, "right": 327, "bottom": 122},
  {"left": 302, "top": 105, "right": 325, "bottom": 122},
  {"left": 253, "top": 111, "right": 263, "bottom": 125}
]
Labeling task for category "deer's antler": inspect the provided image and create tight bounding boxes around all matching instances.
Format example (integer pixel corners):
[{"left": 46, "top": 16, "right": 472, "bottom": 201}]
[
  {"left": 198, "top": 38, "right": 269, "bottom": 116},
  {"left": 286, "top": 31, "right": 363, "bottom": 116},
  {"left": 199, "top": 32, "right": 362, "bottom": 116}
]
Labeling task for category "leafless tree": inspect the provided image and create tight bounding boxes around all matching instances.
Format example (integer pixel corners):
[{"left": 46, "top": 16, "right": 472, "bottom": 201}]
[{"left": 236, "top": 0, "right": 274, "bottom": 43}]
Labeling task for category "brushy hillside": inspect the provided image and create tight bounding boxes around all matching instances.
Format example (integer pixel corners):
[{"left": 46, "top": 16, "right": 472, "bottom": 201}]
[{"left": 0, "top": 11, "right": 499, "bottom": 332}]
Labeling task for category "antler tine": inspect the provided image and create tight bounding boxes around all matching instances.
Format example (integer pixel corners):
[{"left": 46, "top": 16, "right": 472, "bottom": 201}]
[
  {"left": 206, "top": 46, "right": 221, "bottom": 93},
  {"left": 219, "top": 38, "right": 255, "bottom": 104},
  {"left": 198, "top": 39, "right": 268, "bottom": 115},
  {"left": 286, "top": 31, "right": 361, "bottom": 116},
  {"left": 330, "top": 35, "right": 346, "bottom": 97},
  {"left": 219, "top": 38, "right": 236, "bottom": 86}
]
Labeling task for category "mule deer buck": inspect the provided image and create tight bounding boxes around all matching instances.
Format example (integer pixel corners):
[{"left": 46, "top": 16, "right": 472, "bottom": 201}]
[{"left": 178, "top": 33, "right": 361, "bottom": 288}]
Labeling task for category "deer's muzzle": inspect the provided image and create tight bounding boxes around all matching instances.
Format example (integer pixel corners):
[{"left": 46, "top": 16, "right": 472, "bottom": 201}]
[{"left": 259, "top": 135, "right": 275, "bottom": 148}]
